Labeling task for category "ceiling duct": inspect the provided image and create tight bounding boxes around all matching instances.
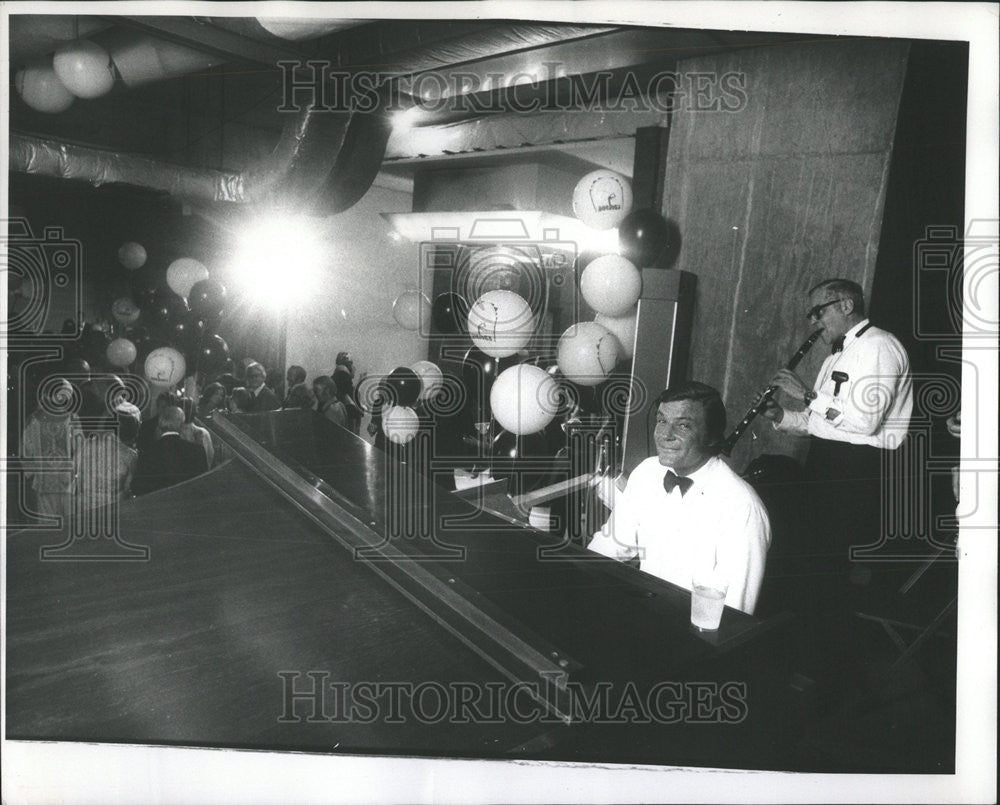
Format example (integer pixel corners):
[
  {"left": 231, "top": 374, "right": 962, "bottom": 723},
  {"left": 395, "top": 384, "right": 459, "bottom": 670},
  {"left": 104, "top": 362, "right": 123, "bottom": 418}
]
[
  {"left": 9, "top": 133, "right": 240, "bottom": 200},
  {"left": 9, "top": 19, "right": 624, "bottom": 213},
  {"left": 102, "top": 29, "right": 226, "bottom": 87}
]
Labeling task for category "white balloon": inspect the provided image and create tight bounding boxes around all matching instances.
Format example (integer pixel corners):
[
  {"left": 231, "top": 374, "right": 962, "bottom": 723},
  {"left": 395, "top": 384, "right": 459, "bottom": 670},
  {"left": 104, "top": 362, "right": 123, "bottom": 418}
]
[
  {"left": 167, "top": 257, "right": 210, "bottom": 298},
  {"left": 410, "top": 360, "right": 443, "bottom": 400},
  {"left": 14, "top": 62, "right": 74, "bottom": 113},
  {"left": 382, "top": 405, "right": 420, "bottom": 444},
  {"left": 571, "top": 169, "right": 633, "bottom": 230},
  {"left": 467, "top": 290, "right": 534, "bottom": 358},
  {"left": 53, "top": 40, "right": 114, "bottom": 99},
  {"left": 490, "top": 364, "right": 559, "bottom": 436},
  {"left": 556, "top": 322, "right": 621, "bottom": 386},
  {"left": 580, "top": 254, "right": 641, "bottom": 316},
  {"left": 117, "top": 242, "right": 147, "bottom": 270},
  {"left": 144, "top": 347, "right": 186, "bottom": 387},
  {"left": 595, "top": 307, "right": 638, "bottom": 359},
  {"left": 392, "top": 290, "right": 430, "bottom": 330}
]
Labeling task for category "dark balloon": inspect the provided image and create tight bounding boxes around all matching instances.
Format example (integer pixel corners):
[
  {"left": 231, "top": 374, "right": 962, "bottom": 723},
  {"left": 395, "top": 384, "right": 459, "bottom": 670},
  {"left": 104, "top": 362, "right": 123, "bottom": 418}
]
[
  {"left": 188, "top": 279, "right": 227, "bottom": 321},
  {"left": 385, "top": 366, "right": 421, "bottom": 407},
  {"left": 141, "top": 290, "right": 188, "bottom": 338},
  {"left": 491, "top": 428, "right": 550, "bottom": 461},
  {"left": 194, "top": 333, "right": 230, "bottom": 375},
  {"left": 168, "top": 310, "right": 207, "bottom": 354},
  {"left": 618, "top": 208, "right": 673, "bottom": 268},
  {"left": 130, "top": 266, "right": 169, "bottom": 309},
  {"left": 431, "top": 292, "right": 470, "bottom": 335}
]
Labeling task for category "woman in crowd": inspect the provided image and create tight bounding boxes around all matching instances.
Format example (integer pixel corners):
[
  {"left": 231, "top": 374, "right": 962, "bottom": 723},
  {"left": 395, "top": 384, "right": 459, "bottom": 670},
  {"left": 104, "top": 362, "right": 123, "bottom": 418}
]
[
  {"left": 332, "top": 369, "right": 362, "bottom": 435},
  {"left": 197, "top": 382, "right": 227, "bottom": 419},
  {"left": 313, "top": 375, "right": 347, "bottom": 428}
]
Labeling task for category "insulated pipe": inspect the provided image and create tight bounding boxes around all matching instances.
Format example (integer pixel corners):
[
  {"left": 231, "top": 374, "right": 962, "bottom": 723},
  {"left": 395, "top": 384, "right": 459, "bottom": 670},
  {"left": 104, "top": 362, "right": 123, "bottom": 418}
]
[
  {"left": 101, "top": 29, "right": 226, "bottom": 87},
  {"left": 9, "top": 20, "right": 621, "bottom": 213},
  {"left": 9, "top": 133, "right": 242, "bottom": 201}
]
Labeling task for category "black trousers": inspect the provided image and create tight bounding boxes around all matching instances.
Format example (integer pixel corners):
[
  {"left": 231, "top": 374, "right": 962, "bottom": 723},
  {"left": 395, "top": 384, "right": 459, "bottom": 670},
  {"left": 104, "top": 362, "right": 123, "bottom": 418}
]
[
  {"left": 781, "top": 438, "right": 887, "bottom": 686},
  {"left": 805, "top": 437, "right": 886, "bottom": 569}
]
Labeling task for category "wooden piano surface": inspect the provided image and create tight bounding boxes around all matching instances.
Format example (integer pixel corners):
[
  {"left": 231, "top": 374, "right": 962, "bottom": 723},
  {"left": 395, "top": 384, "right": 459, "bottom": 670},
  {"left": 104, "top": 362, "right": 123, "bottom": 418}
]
[{"left": 6, "top": 410, "right": 803, "bottom": 769}]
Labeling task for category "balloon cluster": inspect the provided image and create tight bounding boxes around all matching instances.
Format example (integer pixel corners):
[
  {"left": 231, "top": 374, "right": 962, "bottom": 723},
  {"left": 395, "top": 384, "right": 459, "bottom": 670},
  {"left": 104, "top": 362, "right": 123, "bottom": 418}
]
[
  {"left": 377, "top": 168, "right": 681, "bottom": 483},
  {"left": 104, "top": 244, "right": 230, "bottom": 391},
  {"left": 376, "top": 361, "right": 443, "bottom": 444},
  {"left": 15, "top": 39, "right": 115, "bottom": 114},
  {"left": 570, "top": 166, "right": 678, "bottom": 267}
]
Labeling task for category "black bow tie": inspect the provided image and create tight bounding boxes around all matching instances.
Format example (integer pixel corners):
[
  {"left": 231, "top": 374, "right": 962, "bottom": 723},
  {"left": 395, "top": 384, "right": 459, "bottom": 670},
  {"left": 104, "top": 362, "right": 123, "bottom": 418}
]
[
  {"left": 831, "top": 335, "right": 845, "bottom": 354},
  {"left": 663, "top": 470, "right": 693, "bottom": 496}
]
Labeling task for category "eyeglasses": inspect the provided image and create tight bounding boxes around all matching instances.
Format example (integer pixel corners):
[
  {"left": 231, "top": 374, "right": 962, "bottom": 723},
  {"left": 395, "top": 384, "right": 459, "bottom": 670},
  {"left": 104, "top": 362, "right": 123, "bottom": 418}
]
[{"left": 806, "top": 298, "right": 844, "bottom": 321}]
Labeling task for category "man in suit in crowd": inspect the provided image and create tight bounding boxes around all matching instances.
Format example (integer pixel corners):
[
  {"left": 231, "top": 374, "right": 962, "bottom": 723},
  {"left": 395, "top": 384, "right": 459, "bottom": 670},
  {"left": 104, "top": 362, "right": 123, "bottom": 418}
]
[
  {"left": 242, "top": 361, "right": 281, "bottom": 412},
  {"left": 132, "top": 405, "right": 208, "bottom": 496},
  {"left": 282, "top": 365, "right": 309, "bottom": 409}
]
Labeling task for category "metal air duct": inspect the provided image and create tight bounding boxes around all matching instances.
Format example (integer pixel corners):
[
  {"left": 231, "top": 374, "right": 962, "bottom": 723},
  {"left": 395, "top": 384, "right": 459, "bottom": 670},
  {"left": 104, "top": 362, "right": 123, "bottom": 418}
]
[{"left": 9, "top": 20, "right": 622, "bottom": 214}]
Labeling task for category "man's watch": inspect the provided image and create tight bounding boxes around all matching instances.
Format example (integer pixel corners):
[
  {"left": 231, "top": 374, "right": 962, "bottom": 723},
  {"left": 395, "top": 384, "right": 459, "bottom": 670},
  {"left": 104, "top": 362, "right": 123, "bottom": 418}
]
[{"left": 803, "top": 390, "right": 818, "bottom": 406}]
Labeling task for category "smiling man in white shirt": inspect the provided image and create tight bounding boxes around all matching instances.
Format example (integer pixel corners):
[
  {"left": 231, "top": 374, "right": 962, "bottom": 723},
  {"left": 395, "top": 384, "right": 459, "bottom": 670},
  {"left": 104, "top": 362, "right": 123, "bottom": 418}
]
[{"left": 588, "top": 381, "right": 771, "bottom": 615}]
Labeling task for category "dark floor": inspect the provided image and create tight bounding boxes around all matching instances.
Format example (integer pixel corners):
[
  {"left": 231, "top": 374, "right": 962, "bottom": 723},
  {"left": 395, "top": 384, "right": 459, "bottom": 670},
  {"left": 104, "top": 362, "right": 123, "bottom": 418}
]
[{"left": 778, "top": 559, "right": 958, "bottom": 773}]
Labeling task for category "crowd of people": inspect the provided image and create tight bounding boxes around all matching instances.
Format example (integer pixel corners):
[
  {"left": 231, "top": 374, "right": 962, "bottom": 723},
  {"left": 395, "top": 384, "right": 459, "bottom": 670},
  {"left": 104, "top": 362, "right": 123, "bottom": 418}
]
[{"left": 19, "top": 349, "right": 365, "bottom": 518}]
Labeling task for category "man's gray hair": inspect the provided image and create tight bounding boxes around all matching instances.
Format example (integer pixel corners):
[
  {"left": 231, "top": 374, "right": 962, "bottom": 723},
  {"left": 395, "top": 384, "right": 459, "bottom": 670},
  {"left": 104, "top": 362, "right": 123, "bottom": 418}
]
[{"left": 808, "top": 278, "right": 866, "bottom": 317}]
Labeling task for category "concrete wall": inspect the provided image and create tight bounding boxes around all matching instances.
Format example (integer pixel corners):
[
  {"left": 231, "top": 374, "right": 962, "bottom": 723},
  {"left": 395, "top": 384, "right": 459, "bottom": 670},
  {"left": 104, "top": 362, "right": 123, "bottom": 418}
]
[{"left": 662, "top": 40, "right": 909, "bottom": 470}]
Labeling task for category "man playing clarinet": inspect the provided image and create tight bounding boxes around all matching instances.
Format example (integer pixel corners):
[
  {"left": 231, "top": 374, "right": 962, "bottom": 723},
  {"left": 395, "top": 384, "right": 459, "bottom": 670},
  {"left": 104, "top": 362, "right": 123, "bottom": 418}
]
[{"left": 760, "top": 278, "right": 912, "bottom": 637}]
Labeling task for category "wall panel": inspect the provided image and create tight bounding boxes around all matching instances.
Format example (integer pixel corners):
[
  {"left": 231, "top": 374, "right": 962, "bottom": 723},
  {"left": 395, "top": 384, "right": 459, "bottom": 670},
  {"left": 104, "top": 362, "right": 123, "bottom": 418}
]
[{"left": 663, "top": 40, "right": 908, "bottom": 470}]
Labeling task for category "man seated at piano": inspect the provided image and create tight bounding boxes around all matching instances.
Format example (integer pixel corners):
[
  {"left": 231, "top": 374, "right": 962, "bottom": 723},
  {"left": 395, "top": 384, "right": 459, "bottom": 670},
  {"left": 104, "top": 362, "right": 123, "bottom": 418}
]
[{"left": 587, "top": 381, "right": 771, "bottom": 615}]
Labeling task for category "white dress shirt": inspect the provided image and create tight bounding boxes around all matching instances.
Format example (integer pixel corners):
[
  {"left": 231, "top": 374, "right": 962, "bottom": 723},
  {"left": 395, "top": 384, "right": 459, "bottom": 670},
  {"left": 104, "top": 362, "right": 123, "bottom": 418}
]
[
  {"left": 588, "top": 456, "right": 771, "bottom": 614},
  {"left": 775, "top": 319, "right": 912, "bottom": 449}
]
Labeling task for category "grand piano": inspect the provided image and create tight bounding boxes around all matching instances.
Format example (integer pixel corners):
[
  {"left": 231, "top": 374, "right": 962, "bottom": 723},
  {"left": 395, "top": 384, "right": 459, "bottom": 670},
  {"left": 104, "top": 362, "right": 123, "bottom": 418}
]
[{"left": 6, "top": 409, "right": 842, "bottom": 770}]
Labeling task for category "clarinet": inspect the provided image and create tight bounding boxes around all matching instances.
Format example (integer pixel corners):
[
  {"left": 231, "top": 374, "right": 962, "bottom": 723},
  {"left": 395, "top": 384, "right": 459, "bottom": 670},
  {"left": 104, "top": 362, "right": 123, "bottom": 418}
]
[{"left": 718, "top": 329, "right": 823, "bottom": 456}]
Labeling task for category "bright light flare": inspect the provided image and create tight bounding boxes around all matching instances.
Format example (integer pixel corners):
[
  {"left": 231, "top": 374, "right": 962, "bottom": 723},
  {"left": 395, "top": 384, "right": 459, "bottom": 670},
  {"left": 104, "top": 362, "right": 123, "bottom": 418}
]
[
  {"left": 577, "top": 226, "right": 621, "bottom": 255},
  {"left": 231, "top": 215, "right": 325, "bottom": 310},
  {"left": 559, "top": 218, "right": 621, "bottom": 255},
  {"left": 391, "top": 106, "right": 423, "bottom": 131}
]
